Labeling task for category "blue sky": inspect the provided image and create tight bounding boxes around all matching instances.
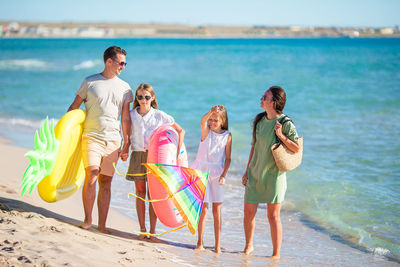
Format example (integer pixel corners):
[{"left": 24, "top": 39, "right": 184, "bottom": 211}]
[{"left": 1, "top": 0, "right": 399, "bottom": 27}]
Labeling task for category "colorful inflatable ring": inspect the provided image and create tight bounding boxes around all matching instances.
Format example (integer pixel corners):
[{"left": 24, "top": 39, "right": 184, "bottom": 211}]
[
  {"left": 22, "top": 109, "right": 86, "bottom": 202},
  {"left": 147, "top": 124, "right": 188, "bottom": 228}
]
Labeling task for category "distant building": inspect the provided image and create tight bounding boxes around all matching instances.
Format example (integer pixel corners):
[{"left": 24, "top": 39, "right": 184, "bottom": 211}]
[
  {"left": 78, "top": 26, "right": 105, "bottom": 37},
  {"left": 380, "top": 28, "right": 394, "bottom": 35},
  {"left": 8, "top": 22, "right": 19, "bottom": 33}
]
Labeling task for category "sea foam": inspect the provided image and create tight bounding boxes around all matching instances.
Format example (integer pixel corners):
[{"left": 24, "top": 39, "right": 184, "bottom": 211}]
[
  {"left": 0, "top": 59, "right": 48, "bottom": 70},
  {"left": 72, "top": 60, "right": 101, "bottom": 70}
]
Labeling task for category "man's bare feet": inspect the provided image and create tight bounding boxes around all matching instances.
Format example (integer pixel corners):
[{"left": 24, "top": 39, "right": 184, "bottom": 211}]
[
  {"left": 79, "top": 222, "right": 91, "bottom": 230},
  {"left": 97, "top": 227, "right": 110, "bottom": 234},
  {"left": 271, "top": 255, "right": 280, "bottom": 259},
  {"left": 243, "top": 245, "right": 254, "bottom": 255},
  {"left": 214, "top": 247, "right": 221, "bottom": 254}
]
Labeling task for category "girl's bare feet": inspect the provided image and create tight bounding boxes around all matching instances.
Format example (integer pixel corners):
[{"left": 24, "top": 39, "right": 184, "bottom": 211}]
[
  {"left": 149, "top": 236, "right": 163, "bottom": 243},
  {"left": 243, "top": 245, "right": 254, "bottom": 255},
  {"left": 194, "top": 241, "right": 204, "bottom": 251}
]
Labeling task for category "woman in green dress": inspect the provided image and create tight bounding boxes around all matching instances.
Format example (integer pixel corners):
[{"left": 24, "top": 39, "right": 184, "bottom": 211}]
[{"left": 242, "top": 86, "right": 300, "bottom": 258}]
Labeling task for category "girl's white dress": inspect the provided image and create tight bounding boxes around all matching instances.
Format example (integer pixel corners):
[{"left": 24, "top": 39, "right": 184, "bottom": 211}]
[{"left": 190, "top": 130, "right": 230, "bottom": 203}]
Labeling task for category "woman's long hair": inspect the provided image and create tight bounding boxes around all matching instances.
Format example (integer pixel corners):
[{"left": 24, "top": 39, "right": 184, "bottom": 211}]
[
  {"left": 252, "top": 86, "right": 286, "bottom": 144},
  {"left": 252, "top": 112, "right": 266, "bottom": 145}
]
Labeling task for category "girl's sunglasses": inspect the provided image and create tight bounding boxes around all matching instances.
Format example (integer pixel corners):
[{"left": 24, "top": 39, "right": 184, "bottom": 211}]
[{"left": 136, "top": 95, "right": 152, "bottom": 101}]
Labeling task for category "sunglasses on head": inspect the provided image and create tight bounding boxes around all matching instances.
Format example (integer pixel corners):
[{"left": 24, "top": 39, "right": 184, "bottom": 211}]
[
  {"left": 113, "top": 59, "right": 127, "bottom": 67},
  {"left": 136, "top": 95, "right": 152, "bottom": 101}
]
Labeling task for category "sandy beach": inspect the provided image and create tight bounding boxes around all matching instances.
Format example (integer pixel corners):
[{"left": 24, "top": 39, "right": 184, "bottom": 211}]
[
  {"left": 0, "top": 137, "right": 182, "bottom": 267},
  {"left": 2, "top": 134, "right": 398, "bottom": 267}
]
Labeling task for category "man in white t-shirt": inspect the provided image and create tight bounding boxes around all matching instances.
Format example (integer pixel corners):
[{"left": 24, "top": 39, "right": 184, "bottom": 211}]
[{"left": 68, "top": 46, "right": 133, "bottom": 233}]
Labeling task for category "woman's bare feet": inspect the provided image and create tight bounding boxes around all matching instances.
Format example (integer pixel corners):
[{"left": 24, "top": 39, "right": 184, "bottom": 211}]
[
  {"left": 214, "top": 247, "right": 221, "bottom": 254},
  {"left": 271, "top": 254, "right": 280, "bottom": 259},
  {"left": 79, "top": 221, "right": 91, "bottom": 230},
  {"left": 243, "top": 244, "right": 254, "bottom": 255}
]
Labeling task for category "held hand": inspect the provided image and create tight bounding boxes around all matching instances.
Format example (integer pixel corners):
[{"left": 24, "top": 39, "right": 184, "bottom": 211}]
[
  {"left": 242, "top": 173, "right": 248, "bottom": 186},
  {"left": 120, "top": 152, "right": 129, "bottom": 161},
  {"left": 219, "top": 176, "right": 225, "bottom": 185},
  {"left": 120, "top": 145, "right": 129, "bottom": 162}
]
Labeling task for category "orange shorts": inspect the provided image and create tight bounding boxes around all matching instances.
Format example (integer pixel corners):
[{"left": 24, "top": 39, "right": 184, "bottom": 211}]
[{"left": 81, "top": 135, "right": 121, "bottom": 177}]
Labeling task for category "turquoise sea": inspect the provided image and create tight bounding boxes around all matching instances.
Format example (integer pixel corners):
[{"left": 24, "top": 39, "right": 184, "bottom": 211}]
[{"left": 0, "top": 38, "right": 399, "bottom": 266}]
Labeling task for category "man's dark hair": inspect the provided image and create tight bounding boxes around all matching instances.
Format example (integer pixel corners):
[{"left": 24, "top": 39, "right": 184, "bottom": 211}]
[{"left": 103, "top": 46, "right": 127, "bottom": 63}]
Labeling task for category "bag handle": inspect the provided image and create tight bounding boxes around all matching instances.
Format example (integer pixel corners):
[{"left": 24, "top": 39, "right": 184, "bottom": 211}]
[{"left": 273, "top": 115, "right": 293, "bottom": 149}]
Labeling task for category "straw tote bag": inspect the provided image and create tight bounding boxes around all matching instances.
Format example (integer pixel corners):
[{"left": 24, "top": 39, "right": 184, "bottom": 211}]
[{"left": 271, "top": 116, "right": 303, "bottom": 172}]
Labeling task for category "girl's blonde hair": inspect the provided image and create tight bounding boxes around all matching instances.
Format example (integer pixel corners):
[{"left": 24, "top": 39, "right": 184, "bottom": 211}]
[
  {"left": 133, "top": 83, "right": 158, "bottom": 109},
  {"left": 210, "top": 105, "right": 229, "bottom": 130}
]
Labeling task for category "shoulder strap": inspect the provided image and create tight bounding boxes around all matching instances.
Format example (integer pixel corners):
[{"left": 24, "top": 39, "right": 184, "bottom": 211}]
[
  {"left": 274, "top": 115, "right": 294, "bottom": 146},
  {"left": 278, "top": 115, "right": 293, "bottom": 125}
]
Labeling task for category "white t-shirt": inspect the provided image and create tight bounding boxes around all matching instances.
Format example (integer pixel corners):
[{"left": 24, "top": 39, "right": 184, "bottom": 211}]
[
  {"left": 76, "top": 73, "right": 133, "bottom": 141},
  {"left": 130, "top": 107, "right": 175, "bottom": 151}
]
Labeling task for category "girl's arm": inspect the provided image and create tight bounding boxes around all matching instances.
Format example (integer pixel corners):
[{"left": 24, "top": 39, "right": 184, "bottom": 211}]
[
  {"left": 242, "top": 145, "right": 255, "bottom": 186},
  {"left": 200, "top": 106, "right": 217, "bottom": 141},
  {"left": 171, "top": 122, "right": 185, "bottom": 158},
  {"left": 274, "top": 121, "right": 300, "bottom": 153},
  {"left": 219, "top": 133, "right": 232, "bottom": 185}
]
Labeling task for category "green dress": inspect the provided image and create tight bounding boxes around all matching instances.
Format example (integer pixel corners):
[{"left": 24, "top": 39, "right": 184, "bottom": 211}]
[{"left": 244, "top": 114, "right": 299, "bottom": 204}]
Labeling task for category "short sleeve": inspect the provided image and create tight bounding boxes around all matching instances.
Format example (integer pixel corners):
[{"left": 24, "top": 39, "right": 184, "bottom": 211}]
[
  {"left": 282, "top": 121, "right": 299, "bottom": 142},
  {"left": 76, "top": 79, "right": 88, "bottom": 99},
  {"left": 123, "top": 89, "right": 133, "bottom": 103},
  {"left": 158, "top": 110, "right": 175, "bottom": 125}
]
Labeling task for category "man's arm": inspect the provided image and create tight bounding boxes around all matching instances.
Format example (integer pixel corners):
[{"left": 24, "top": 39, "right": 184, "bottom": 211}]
[
  {"left": 120, "top": 102, "right": 131, "bottom": 161},
  {"left": 67, "top": 95, "right": 84, "bottom": 112}
]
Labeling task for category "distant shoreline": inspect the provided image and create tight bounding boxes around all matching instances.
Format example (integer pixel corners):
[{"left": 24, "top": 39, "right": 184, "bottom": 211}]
[{"left": 1, "top": 20, "right": 399, "bottom": 38}]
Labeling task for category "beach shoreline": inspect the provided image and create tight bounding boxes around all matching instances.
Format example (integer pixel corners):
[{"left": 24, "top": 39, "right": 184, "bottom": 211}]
[
  {"left": 1, "top": 135, "right": 399, "bottom": 266},
  {"left": 0, "top": 137, "right": 184, "bottom": 266}
]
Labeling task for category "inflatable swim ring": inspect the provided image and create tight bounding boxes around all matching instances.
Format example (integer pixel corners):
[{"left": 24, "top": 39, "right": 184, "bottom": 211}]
[
  {"left": 147, "top": 124, "right": 188, "bottom": 228},
  {"left": 22, "top": 109, "right": 86, "bottom": 202}
]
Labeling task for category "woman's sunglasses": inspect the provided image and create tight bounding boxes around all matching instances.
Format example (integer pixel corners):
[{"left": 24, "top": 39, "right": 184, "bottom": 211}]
[{"left": 136, "top": 95, "right": 152, "bottom": 101}]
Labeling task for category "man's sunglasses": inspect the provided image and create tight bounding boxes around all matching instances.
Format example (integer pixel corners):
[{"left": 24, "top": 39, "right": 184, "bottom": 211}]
[
  {"left": 136, "top": 95, "right": 152, "bottom": 101},
  {"left": 113, "top": 59, "right": 127, "bottom": 67}
]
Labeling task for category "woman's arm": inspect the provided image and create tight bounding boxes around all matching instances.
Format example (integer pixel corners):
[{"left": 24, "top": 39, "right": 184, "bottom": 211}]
[
  {"left": 171, "top": 122, "right": 185, "bottom": 158},
  {"left": 242, "top": 145, "right": 255, "bottom": 186},
  {"left": 274, "top": 121, "right": 300, "bottom": 153},
  {"left": 219, "top": 133, "right": 232, "bottom": 185}
]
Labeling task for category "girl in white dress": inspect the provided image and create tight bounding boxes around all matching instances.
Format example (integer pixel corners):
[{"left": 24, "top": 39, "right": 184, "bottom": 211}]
[
  {"left": 191, "top": 105, "right": 232, "bottom": 253},
  {"left": 122, "top": 83, "right": 185, "bottom": 240}
]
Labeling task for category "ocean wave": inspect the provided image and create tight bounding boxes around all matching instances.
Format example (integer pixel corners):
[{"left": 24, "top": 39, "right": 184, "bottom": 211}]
[
  {"left": 72, "top": 60, "right": 101, "bottom": 70},
  {"left": 0, "top": 59, "right": 49, "bottom": 70},
  {"left": 0, "top": 116, "right": 57, "bottom": 129}
]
